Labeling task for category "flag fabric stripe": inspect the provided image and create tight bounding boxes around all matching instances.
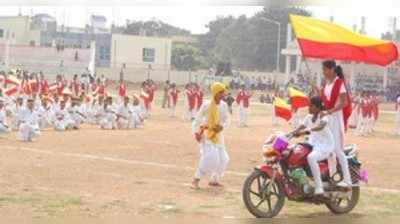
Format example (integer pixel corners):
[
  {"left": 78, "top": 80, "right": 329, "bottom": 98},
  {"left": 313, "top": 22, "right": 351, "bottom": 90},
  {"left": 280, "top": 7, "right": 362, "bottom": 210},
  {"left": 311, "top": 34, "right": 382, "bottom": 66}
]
[
  {"left": 290, "top": 14, "right": 398, "bottom": 66},
  {"left": 297, "top": 38, "right": 398, "bottom": 66},
  {"left": 291, "top": 15, "right": 387, "bottom": 46},
  {"left": 290, "top": 95, "right": 310, "bottom": 109},
  {"left": 273, "top": 97, "right": 292, "bottom": 121},
  {"left": 288, "top": 87, "right": 310, "bottom": 109}
]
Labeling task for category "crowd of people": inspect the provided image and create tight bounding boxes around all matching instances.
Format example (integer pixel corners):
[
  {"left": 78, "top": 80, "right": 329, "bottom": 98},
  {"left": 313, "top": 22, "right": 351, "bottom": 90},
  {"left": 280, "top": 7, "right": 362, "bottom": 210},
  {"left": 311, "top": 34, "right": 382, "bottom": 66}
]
[
  {"left": 0, "top": 70, "right": 160, "bottom": 141},
  {"left": 348, "top": 91, "right": 380, "bottom": 136}
]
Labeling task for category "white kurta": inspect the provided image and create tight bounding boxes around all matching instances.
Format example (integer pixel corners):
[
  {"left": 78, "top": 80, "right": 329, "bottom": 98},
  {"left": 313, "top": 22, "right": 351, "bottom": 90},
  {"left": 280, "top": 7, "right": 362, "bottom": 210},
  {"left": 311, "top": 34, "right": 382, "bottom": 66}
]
[
  {"left": 323, "top": 78, "right": 352, "bottom": 185},
  {"left": 192, "top": 100, "right": 230, "bottom": 182},
  {"left": 17, "top": 108, "right": 41, "bottom": 141},
  {"left": 54, "top": 107, "right": 74, "bottom": 131},
  {"left": 116, "top": 104, "right": 131, "bottom": 129},
  {"left": 303, "top": 114, "right": 334, "bottom": 192},
  {"left": 99, "top": 105, "right": 117, "bottom": 130},
  {"left": 68, "top": 105, "right": 86, "bottom": 129},
  {"left": 37, "top": 105, "right": 53, "bottom": 129}
]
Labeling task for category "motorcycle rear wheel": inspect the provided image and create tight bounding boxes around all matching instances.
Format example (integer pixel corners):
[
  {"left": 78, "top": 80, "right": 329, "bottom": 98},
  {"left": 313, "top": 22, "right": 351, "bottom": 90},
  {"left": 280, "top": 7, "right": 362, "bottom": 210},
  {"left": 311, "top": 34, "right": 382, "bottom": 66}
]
[
  {"left": 325, "top": 186, "right": 360, "bottom": 214},
  {"left": 242, "top": 169, "right": 285, "bottom": 218}
]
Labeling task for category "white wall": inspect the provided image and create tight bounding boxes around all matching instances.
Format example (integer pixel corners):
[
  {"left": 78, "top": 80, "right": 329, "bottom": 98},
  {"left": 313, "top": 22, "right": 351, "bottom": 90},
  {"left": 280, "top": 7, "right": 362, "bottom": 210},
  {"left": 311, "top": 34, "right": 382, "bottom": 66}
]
[{"left": 110, "top": 34, "right": 172, "bottom": 70}]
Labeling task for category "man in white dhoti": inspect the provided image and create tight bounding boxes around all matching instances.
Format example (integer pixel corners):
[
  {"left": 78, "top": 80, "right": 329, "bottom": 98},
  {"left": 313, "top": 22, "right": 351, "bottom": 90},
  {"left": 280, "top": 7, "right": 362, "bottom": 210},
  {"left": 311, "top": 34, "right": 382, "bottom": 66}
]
[
  {"left": 17, "top": 98, "right": 40, "bottom": 142},
  {"left": 0, "top": 98, "right": 10, "bottom": 135},
  {"left": 191, "top": 82, "right": 230, "bottom": 189},
  {"left": 54, "top": 100, "right": 74, "bottom": 131}
]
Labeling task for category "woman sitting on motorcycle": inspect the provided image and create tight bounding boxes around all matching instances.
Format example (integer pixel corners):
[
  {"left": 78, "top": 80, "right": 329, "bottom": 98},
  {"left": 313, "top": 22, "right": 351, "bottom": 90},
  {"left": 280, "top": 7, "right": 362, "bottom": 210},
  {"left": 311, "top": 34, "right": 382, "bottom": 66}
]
[{"left": 291, "top": 96, "right": 335, "bottom": 195}]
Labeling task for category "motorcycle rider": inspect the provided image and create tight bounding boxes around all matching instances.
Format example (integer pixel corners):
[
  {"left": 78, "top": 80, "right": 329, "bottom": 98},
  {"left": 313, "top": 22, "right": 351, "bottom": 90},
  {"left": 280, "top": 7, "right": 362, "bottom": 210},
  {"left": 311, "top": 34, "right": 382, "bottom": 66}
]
[{"left": 292, "top": 96, "right": 335, "bottom": 195}]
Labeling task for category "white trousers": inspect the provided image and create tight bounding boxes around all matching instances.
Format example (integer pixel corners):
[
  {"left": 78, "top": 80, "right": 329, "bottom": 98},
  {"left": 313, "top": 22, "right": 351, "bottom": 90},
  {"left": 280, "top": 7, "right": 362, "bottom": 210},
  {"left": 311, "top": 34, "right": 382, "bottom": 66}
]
[
  {"left": 356, "top": 115, "right": 369, "bottom": 136},
  {"left": 307, "top": 147, "right": 332, "bottom": 192},
  {"left": 327, "top": 112, "right": 352, "bottom": 186},
  {"left": 100, "top": 114, "right": 117, "bottom": 130},
  {"left": 169, "top": 105, "right": 176, "bottom": 117},
  {"left": 18, "top": 123, "right": 40, "bottom": 141},
  {"left": 238, "top": 105, "right": 248, "bottom": 127},
  {"left": 194, "top": 142, "right": 230, "bottom": 183},
  {"left": 54, "top": 119, "right": 74, "bottom": 131}
]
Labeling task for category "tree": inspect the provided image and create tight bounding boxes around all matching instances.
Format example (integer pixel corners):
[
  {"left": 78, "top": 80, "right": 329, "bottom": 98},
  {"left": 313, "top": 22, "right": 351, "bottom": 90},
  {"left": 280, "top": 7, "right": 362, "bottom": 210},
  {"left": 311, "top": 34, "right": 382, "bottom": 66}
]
[
  {"left": 114, "top": 20, "right": 191, "bottom": 37},
  {"left": 171, "top": 44, "right": 206, "bottom": 71},
  {"left": 197, "top": 6, "right": 311, "bottom": 71}
]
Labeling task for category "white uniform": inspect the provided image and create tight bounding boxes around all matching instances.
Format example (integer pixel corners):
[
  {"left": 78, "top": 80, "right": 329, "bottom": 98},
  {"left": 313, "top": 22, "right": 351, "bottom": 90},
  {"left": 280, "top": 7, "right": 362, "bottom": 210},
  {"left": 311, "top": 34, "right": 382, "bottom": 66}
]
[
  {"left": 323, "top": 78, "right": 352, "bottom": 186},
  {"left": 0, "top": 107, "right": 10, "bottom": 134},
  {"left": 303, "top": 114, "right": 334, "bottom": 193},
  {"left": 68, "top": 105, "right": 86, "bottom": 129},
  {"left": 17, "top": 108, "right": 41, "bottom": 141},
  {"left": 54, "top": 107, "right": 74, "bottom": 131},
  {"left": 395, "top": 96, "right": 400, "bottom": 135},
  {"left": 116, "top": 104, "right": 131, "bottom": 129},
  {"left": 91, "top": 102, "right": 104, "bottom": 124},
  {"left": 192, "top": 100, "right": 230, "bottom": 183},
  {"left": 10, "top": 104, "right": 24, "bottom": 130},
  {"left": 99, "top": 105, "right": 117, "bottom": 130},
  {"left": 37, "top": 104, "right": 53, "bottom": 129},
  {"left": 129, "top": 105, "right": 144, "bottom": 128}
]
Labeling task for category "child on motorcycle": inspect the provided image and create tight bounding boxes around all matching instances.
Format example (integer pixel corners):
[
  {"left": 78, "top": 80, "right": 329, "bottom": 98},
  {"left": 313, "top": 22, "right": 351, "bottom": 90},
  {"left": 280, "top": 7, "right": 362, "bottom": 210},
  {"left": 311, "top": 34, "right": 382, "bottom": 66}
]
[{"left": 292, "top": 96, "right": 335, "bottom": 195}]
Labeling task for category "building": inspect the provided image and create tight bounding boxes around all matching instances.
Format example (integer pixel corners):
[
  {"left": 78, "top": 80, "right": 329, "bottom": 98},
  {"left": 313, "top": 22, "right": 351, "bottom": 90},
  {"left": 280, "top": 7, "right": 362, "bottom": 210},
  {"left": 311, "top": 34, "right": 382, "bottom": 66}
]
[
  {"left": 110, "top": 34, "right": 172, "bottom": 70},
  {"left": 0, "top": 14, "right": 173, "bottom": 76},
  {"left": 0, "top": 16, "right": 41, "bottom": 46}
]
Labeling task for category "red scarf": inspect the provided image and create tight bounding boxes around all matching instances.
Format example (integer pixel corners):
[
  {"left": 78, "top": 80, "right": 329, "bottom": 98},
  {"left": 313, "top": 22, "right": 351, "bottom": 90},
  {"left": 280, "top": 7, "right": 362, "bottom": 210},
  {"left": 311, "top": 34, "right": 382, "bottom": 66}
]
[{"left": 321, "top": 78, "right": 352, "bottom": 131}]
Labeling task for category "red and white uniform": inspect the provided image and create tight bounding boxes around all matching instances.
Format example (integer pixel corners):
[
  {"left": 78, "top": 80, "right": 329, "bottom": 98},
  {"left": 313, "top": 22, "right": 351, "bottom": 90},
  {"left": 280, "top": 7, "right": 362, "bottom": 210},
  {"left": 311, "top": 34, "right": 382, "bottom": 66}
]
[
  {"left": 71, "top": 80, "right": 81, "bottom": 97},
  {"left": 168, "top": 88, "right": 180, "bottom": 117},
  {"left": 118, "top": 82, "right": 126, "bottom": 98},
  {"left": 39, "top": 79, "right": 49, "bottom": 96},
  {"left": 56, "top": 81, "right": 65, "bottom": 96},
  {"left": 184, "top": 88, "right": 196, "bottom": 120},
  {"left": 236, "top": 90, "right": 252, "bottom": 127},
  {"left": 320, "top": 77, "right": 352, "bottom": 186},
  {"left": 195, "top": 89, "right": 204, "bottom": 111},
  {"left": 140, "top": 86, "right": 152, "bottom": 118}
]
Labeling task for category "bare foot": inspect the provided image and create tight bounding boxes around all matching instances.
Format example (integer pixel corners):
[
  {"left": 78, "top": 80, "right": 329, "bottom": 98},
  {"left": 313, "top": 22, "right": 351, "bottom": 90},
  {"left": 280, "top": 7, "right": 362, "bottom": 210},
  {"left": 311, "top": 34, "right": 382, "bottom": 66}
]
[
  {"left": 208, "top": 182, "right": 224, "bottom": 187},
  {"left": 191, "top": 179, "right": 200, "bottom": 190}
]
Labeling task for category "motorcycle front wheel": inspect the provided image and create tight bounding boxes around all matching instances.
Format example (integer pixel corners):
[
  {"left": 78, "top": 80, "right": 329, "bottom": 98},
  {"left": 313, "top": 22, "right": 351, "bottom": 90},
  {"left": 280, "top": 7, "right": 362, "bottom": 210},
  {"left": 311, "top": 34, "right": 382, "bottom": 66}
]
[
  {"left": 242, "top": 169, "right": 285, "bottom": 218},
  {"left": 325, "top": 186, "right": 360, "bottom": 214}
]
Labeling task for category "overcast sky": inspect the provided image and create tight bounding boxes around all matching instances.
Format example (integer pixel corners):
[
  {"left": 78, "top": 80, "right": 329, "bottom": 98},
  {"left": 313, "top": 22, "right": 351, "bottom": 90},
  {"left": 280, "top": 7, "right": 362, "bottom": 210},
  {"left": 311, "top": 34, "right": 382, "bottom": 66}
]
[{"left": 0, "top": 0, "right": 398, "bottom": 38}]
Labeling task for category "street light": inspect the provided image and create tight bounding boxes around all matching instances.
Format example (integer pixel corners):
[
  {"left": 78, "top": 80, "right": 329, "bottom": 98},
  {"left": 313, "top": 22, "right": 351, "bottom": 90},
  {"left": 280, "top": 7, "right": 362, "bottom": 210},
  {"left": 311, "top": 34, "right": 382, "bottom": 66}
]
[{"left": 260, "top": 17, "right": 281, "bottom": 73}]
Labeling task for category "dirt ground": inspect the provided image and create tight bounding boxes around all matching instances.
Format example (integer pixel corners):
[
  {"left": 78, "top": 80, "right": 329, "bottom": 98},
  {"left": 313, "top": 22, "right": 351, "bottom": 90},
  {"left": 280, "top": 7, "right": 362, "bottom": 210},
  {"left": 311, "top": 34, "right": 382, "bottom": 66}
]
[{"left": 0, "top": 91, "right": 400, "bottom": 221}]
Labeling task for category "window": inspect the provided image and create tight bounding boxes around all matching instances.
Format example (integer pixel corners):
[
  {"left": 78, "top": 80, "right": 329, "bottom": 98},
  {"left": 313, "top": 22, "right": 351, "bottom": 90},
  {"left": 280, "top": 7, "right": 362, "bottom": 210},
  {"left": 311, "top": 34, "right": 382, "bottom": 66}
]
[
  {"left": 0, "top": 29, "right": 3, "bottom": 38},
  {"left": 142, "top": 48, "right": 155, "bottom": 63}
]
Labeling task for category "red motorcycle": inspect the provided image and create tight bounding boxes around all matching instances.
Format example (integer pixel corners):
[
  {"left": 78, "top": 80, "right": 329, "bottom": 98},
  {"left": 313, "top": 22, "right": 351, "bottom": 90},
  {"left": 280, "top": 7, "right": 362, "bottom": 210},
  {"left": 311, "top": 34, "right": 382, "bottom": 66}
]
[{"left": 242, "top": 132, "right": 367, "bottom": 218}]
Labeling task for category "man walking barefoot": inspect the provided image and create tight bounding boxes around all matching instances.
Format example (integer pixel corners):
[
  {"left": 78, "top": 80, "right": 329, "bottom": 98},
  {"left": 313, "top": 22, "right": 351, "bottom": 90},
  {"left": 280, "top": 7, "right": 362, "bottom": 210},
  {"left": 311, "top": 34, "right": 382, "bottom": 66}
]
[{"left": 191, "top": 82, "right": 230, "bottom": 189}]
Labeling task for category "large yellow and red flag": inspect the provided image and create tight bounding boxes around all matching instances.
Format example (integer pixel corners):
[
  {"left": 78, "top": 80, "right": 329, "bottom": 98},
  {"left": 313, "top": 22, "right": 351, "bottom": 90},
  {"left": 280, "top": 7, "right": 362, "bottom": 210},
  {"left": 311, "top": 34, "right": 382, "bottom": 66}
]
[
  {"left": 273, "top": 97, "right": 292, "bottom": 121},
  {"left": 290, "top": 15, "right": 398, "bottom": 66},
  {"left": 288, "top": 87, "right": 309, "bottom": 109}
]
